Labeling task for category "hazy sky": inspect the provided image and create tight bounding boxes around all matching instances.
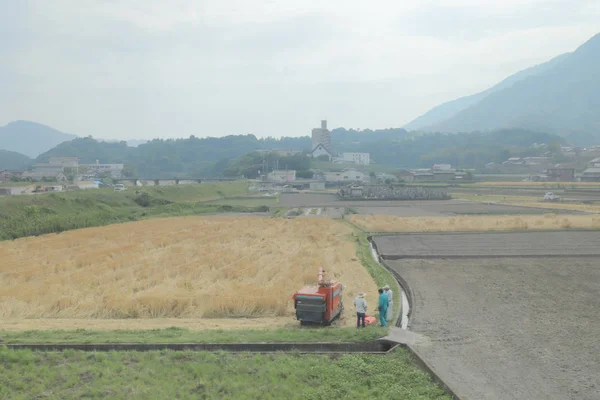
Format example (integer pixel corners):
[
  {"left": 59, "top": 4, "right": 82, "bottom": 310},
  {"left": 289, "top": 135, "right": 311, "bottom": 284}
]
[{"left": 1, "top": 0, "right": 598, "bottom": 140}]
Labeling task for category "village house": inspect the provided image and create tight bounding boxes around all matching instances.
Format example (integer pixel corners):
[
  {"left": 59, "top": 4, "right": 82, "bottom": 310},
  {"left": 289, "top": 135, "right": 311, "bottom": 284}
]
[{"left": 323, "top": 169, "right": 367, "bottom": 183}]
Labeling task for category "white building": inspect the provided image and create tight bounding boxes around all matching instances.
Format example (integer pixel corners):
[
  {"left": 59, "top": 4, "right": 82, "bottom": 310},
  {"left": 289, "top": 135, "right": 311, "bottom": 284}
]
[
  {"left": 432, "top": 164, "right": 452, "bottom": 170},
  {"left": 324, "top": 169, "right": 367, "bottom": 183},
  {"left": 311, "top": 120, "right": 332, "bottom": 154},
  {"left": 81, "top": 161, "right": 124, "bottom": 178},
  {"left": 48, "top": 157, "right": 79, "bottom": 167},
  {"left": 311, "top": 144, "right": 332, "bottom": 161},
  {"left": 340, "top": 153, "right": 370, "bottom": 165},
  {"left": 268, "top": 170, "right": 296, "bottom": 182}
]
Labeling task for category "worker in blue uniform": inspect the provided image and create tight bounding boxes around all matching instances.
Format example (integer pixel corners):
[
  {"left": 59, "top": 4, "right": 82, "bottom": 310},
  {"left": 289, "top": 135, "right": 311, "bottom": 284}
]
[{"left": 378, "top": 288, "right": 388, "bottom": 327}]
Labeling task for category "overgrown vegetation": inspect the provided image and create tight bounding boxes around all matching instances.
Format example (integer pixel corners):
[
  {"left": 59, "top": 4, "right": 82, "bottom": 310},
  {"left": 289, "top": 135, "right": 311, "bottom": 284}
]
[
  {"left": 0, "top": 347, "right": 450, "bottom": 400},
  {"left": 351, "top": 229, "right": 401, "bottom": 322},
  {"left": 0, "top": 182, "right": 253, "bottom": 241}
]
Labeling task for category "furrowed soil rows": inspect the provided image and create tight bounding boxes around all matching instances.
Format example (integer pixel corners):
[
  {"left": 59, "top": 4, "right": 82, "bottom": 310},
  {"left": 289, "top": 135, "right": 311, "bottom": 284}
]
[
  {"left": 385, "top": 257, "right": 600, "bottom": 400},
  {"left": 373, "top": 231, "right": 600, "bottom": 258}
]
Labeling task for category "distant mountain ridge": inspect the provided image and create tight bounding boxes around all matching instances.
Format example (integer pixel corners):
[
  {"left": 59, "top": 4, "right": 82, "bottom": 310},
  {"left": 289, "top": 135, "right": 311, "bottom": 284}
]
[
  {"left": 404, "top": 53, "right": 571, "bottom": 131},
  {"left": 406, "top": 33, "right": 600, "bottom": 145},
  {"left": 0, "top": 121, "right": 77, "bottom": 158}
]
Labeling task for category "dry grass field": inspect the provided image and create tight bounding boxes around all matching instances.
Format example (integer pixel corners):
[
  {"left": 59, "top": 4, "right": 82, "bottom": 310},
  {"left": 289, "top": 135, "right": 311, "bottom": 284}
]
[
  {"left": 0, "top": 217, "right": 377, "bottom": 329},
  {"left": 454, "top": 193, "right": 600, "bottom": 213},
  {"left": 350, "top": 213, "right": 600, "bottom": 232}
]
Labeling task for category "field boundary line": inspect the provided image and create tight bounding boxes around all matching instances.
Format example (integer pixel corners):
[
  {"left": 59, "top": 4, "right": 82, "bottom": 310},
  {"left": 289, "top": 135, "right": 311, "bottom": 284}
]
[
  {"left": 2, "top": 341, "right": 397, "bottom": 354},
  {"left": 381, "top": 254, "right": 600, "bottom": 260},
  {"left": 341, "top": 217, "right": 402, "bottom": 326},
  {"left": 369, "top": 237, "right": 465, "bottom": 400},
  {"left": 357, "top": 228, "right": 600, "bottom": 236}
]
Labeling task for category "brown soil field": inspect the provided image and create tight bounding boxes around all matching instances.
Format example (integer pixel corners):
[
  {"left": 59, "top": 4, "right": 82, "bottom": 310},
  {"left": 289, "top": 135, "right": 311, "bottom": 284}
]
[
  {"left": 385, "top": 257, "right": 600, "bottom": 400},
  {"left": 373, "top": 231, "right": 600, "bottom": 258},
  {"left": 0, "top": 217, "right": 378, "bottom": 328},
  {"left": 350, "top": 213, "right": 600, "bottom": 232}
]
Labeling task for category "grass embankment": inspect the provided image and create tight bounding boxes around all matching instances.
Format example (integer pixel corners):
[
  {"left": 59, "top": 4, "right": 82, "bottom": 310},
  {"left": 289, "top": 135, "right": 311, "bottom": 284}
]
[
  {"left": 0, "top": 326, "right": 386, "bottom": 344},
  {"left": 0, "top": 348, "right": 450, "bottom": 400},
  {"left": 347, "top": 223, "right": 401, "bottom": 324},
  {"left": 0, "top": 182, "right": 265, "bottom": 241},
  {"left": 350, "top": 214, "right": 600, "bottom": 232},
  {"left": 0, "top": 217, "right": 377, "bottom": 325}
]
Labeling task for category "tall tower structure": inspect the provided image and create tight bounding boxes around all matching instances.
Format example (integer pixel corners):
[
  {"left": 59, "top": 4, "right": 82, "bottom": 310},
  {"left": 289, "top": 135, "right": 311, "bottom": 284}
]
[{"left": 311, "top": 120, "right": 332, "bottom": 153}]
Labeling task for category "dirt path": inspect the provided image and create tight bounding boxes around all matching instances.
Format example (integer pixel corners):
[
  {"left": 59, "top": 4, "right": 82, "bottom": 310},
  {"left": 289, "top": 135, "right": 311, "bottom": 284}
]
[{"left": 384, "top": 257, "right": 600, "bottom": 400}]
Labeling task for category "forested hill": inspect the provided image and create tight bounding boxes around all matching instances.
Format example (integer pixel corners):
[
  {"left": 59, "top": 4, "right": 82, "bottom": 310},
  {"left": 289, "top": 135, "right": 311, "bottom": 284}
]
[
  {"left": 0, "top": 150, "right": 33, "bottom": 170},
  {"left": 36, "top": 128, "right": 565, "bottom": 176},
  {"left": 37, "top": 135, "right": 313, "bottom": 177}
]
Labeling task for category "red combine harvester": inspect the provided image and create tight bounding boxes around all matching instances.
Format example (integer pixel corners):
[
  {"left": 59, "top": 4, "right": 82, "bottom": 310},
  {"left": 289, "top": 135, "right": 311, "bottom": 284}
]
[{"left": 292, "top": 267, "right": 343, "bottom": 325}]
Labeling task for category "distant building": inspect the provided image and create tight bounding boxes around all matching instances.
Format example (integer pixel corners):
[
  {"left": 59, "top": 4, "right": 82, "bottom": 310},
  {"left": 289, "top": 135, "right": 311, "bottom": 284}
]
[
  {"left": 23, "top": 164, "right": 65, "bottom": 180},
  {"left": 268, "top": 170, "right": 296, "bottom": 182},
  {"left": 581, "top": 168, "right": 600, "bottom": 182},
  {"left": 49, "top": 157, "right": 79, "bottom": 167},
  {"left": 546, "top": 168, "right": 575, "bottom": 182},
  {"left": 23, "top": 156, "right": 78, "bottom": 180},
  {"left": 432, "top": 170, "right": 456, "bottom": 182},
  {"left": 340, "top": 153, "right": 370, "bottom": 165},
  {"left": 81, "top": 161, "right": 124, "bottom": 178},
  {"left": 413, "top": 172, "right": 434, "bottom": 182},
  {"left": 395, "top": 170, "right": 415, "bottom": 183},
  {"left": 324, "top": 169, "right": 366, "bottom": 183},
  {"left": 310, "top": 144, "right": 332, "bottom": 161},
  {"left": 311, "top": 120, "right": 332, "bottom": 154},
  {"left": 589, "top": 157, "right": 600, "bottom": 168},
  {"left": 503, "top": 157, "right": 523, "bottom": 165},
  {"left": 0, "top": 170, "right": 14, "bottom": 182},
  {"left": 432, "top": 164, "right": 452, "bottom": 170}
]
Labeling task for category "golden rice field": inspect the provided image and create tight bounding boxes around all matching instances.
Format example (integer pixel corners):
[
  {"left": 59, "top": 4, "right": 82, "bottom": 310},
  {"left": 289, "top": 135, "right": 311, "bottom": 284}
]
[
  {"left": 0, "top": 217, "right": 378, "bottom": 329},
  {"left": 349, "top": 213, "right": 600, "bottom": 232}
]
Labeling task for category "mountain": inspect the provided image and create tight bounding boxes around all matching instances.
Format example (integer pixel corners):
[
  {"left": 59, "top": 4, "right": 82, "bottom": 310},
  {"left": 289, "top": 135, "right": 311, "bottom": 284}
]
[
  {"left": 409, "top": 33, "right": 600, "bottom": 145},
  {"left": 37, "top": 137, "right": 131, "bottom": 164},
  {"left": 404, "top": 53, "right": 571, "bottom": 131},
  {"left": 0, "top": 121, "right": 77, "bottom": 158},
  {"left": 0, "top": 149, "right": 32, "bottom": 171}
]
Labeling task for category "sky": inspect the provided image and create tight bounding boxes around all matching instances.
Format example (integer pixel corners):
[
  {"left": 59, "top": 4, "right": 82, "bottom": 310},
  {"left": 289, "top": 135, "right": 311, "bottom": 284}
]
[{"left": 0, "top": 0, "right": 598, "bottom": 140}]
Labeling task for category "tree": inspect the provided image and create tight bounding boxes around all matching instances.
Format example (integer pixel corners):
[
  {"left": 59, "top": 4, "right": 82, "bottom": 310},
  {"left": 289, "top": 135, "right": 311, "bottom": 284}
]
[{"left": 548, "top": 140, "right": 561, "bottom": 155}]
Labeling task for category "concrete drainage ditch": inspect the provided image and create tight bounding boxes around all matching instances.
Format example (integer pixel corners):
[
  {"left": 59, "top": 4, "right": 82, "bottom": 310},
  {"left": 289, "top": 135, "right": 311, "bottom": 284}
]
[{"left": 5, "top": 341, "right": 398, "bottom": 354}]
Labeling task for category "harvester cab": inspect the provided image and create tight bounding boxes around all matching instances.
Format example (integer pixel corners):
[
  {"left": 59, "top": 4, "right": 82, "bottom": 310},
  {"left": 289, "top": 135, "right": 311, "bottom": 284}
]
[{"left": 292, "top": 267, "right": 343, "bottom": 325}]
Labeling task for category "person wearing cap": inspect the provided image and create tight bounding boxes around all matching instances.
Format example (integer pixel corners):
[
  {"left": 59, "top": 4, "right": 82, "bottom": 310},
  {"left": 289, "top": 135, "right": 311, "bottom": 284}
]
[
  {"left": 383, "top": 284, "right": 393, "bottom": 323},
  {"left": 378, "top": 288, "right": 388, "bottom": 327},
  {"left": 354, "top": 292, "right": 368, "bottom": 328}
]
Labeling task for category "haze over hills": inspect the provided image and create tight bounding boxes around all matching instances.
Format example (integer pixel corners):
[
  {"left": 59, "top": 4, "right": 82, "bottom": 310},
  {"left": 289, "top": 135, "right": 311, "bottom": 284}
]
[
  {"left": 404, "top": 53, "right": 572, "bottom": 131},
  {"left": 0, "top": 149, "right": 32, "bottom": 171},
  {"left": 0, "top": 121, "right": 77, "bottom": 158},
  {"left": 407, "top": 33, "right": 600, "bottom": 146}
]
